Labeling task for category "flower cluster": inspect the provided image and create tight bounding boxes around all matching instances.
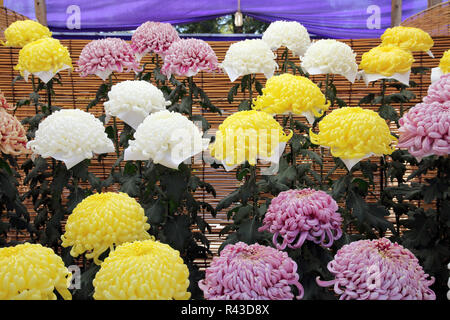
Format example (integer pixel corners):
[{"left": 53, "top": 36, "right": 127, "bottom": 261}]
[
  {"left": 259, "top": 188, "right": 342, "bottom": 249},
  {"left": 131, "top": 21, "right": 180, "bottom": 61},
  {"left": 359, "top": 45, "right": 414, "bottom": 84},
  {"left": 221, "top": 39, "right": 277, "bottom": 82},
  {"left": 161, "top": 38, "right": 219, "bottom": 78},
  {"left": 124, "top": 110, "right": 209, "bottom": 169},
  {"left": 2, "top": 20, "right": 51, "bottom": 47},
  {"left": 300, "top": 39, "right": 358, "bottom": 83},
  {"left": 0, "top": 92, "right": 29, "bottom": 155},
  {"left": 381, "top": 26, "right": 434, "bottom": 54},
  {"left": 397, "top": 101, "right": 449, "bottom": 161},
  {"left": 439, "top": 49, "right": 450, "bottom": 74},
  {"left": 77, "top": 38, "right": 141, "bottom": 80},
  {"left": 309, "top": 107, "right": 397, "bottom": 170},
  {"left": 262, "top": 20, "right": 311, "bottom": 57},
  {"left": 61, "top": 192, "right": 151, "bottom": 264},
  {"left": 424, "top": 73, "right": 450, "bottom": 104},
  {"left": 252, "top": 73, "right": 329, "bottom": 124},
  {"left": 209, "top": 110, "right": 292, "bottom": 170},
  {"left": 27, "top": 109, "right": 114, "bottom": 169},
  {"left": 199, "top": 242, "right": 304, "bottom": 300},
  {"left": 104, "top": 80, "right": 171, "bottom": 129},
  {"left": 431, "top": 49, "right": 450, "bottom": 83},
  {"left": 93, "top": 240, "right": 190, "bottom": 300},
  {"left": 14, "top": 38, "right": 72, "bottom": 83},
  {"left": 0, "top": 243, "right": 72, "bottom": 300},
  {"left": 316, "top": 238, "right": 436, "bottom": 300}
]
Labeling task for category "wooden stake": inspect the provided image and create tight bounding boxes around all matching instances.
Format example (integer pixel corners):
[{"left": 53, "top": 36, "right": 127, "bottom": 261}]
[
  {"left": 391, "top": 0, "right": 402, "bottom": 27},
  {"left": 34, "top": 0, "right": 47, "bottom": 26},
  {"left": 427, "top": 0, "right": 442, "bottom": 8}
]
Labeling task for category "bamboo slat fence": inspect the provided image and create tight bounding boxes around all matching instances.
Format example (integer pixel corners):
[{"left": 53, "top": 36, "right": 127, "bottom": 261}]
[{"left": 0, "top": 6, "right": 449, "bottom": 268}]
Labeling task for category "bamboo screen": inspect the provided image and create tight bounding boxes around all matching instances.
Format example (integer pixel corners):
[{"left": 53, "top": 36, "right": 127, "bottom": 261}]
[
  {"left": 401, "top": 1, "right": 449, "bottom": 36},
  {"left": 0, "top": 7, "right": 449, "bottom": 268}
]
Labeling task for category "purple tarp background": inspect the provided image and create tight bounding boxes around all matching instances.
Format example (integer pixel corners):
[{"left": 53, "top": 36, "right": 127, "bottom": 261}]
[{"left": 4, "top": 0, "right": 427, "bottom": 39}]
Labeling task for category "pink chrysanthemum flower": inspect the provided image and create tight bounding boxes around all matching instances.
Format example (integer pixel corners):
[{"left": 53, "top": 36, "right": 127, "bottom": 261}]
[
  {"left": 258, "top": 189, "right": 342, "bottom": 250},
  {"left": 0, "top": 92, "right": 30, "bottom": 156},
  {"left": 397, "top": 101, "right": 450, "bottom": 161},
  {"left": 423, "top": 73, "right": 450, "bottom": 104},
  {"left": 161, "top": 38, "right": 220, "bottom": 79},
  {"left": 198, "top": 242, "right": 304, "bottom": 300},
  {"left": 316, "top": 238, "right": 436, "bottom": 300},
  {"left": 77, "top": 38, "right": 141, "bottom": 80},
  {"left": 131, "top": 21, "right": 180, "bottom": 61}
]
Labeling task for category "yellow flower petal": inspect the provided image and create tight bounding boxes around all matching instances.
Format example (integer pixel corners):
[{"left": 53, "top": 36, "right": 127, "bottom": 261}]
[
  {"left": 309, "top": 107, "right": 397, "bottom": 159},
  {"left": 3, "top": 20, "right": 51, "bottom": 47},
  {"left": 14, "top": 38, "right": 72, "bottom": 76},
  {"left": 210, "top": 110, "right": 292, "bottom": 166},
  {"left": 359, "top": 45, "right": 414, "bottom": 77},
  {"left": 381, "top": 26, "right": 433, "bottom": 52},
  {"left": 253, "top": 73, "right": 329, "bottom": 118},
  {"left": 0, "top": 243, "right": 72, "bottom": 300},
  {"left": 93, "top": 240, "right": 191, "bottom": 300},
  {"left": 61, "top": 192, "right": 151, "bottom": 264}
]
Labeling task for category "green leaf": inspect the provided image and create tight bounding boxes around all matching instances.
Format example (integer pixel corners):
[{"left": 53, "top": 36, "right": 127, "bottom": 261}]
[
  {"left": 238, "top": 100, "right": 251, "bottom": 111},
  {"left": 160, "top": 171, "right": 188, "bottom": 204},
  {"left": 67, "top": 187, "right": 86, "bottom": 212},
  {"left": 119, "top": 175, "right": 141, "bottom": 197},
  {"left": 179, "top": 96, "right": 192, "bottom": 115},
  {"left": 233, "top": 205, "right": 252, "bottom": 224},
  {"left": 163, "top": 215, "right": 192, "bottom": 252},
  {"left": 51, "top": 163, "right": 70, "bottom": 199},
  {"left": 235, "top": 217, "right": 265, "bottom": 245},
  {"left": 146, "top": 200, "right": 166, "bottom": 225},
  {"left": 190, "top": 114, "right": 210, "bottom": 132},
  {"left": 378, "top": 104, "right": 399, "bottom": 122},
  {"left": 255, "top": 80, "right": 263, "bottom": 95},
  {"left": 216, "top": 189, "right": 240, "bottom": 212},
  {"left": 227, "top": 83, "right": 239, "bottom": 103}
]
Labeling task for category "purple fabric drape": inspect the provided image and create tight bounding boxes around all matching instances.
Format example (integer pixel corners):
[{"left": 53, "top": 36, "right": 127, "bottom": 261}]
[{"left": 4, "top": 0, "right": 427, "bottom": 39}]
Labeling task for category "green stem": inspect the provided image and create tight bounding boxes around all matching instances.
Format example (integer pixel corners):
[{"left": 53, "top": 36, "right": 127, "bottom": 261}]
[
  {"left": 188, "top": 76, "right": 194, "bottom": 119},
  {"left": 46, "top": 79, "right": 53, "bottom": 114},
  {"left": 248, "top": 74, "right": 254, "bottom": 106}
]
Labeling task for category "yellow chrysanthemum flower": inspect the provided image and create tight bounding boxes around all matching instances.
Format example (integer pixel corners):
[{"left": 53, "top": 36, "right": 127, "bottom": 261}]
[
  {"left": 0, "top": 243, "right": 72, "bottom": 300},
  {"left": 61, "top": 192, "right": 151, "bottom": 265},
  {"left": 359, "top": 45, "right": 414, "bottom": 77},
  {"left": 439, "top": 49, "right": 450, "bottom": 74},
  {"left": 14, "top": 38, "right": 72, "bottom": 82},
  {"left": 381, "top": 26, "right": 433, "bottom": 53},
  {"left": 309, "top": 107, "right": 397, "bottom": 169},
  {"left": 209, "top": 110, "right": 292, "bottom": 167},
  {"left": 93, "top": 240, "right": 191, "bottom": 300},
  {"left": 2, "top": 20, "right": 52, "bottom": 47},
  {"left": 252, "top": 73, "right": 330, "bottom": 124}
]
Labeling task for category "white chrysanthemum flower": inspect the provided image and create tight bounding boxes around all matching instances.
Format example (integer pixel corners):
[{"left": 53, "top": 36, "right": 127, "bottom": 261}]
[
  {"left": 124, "top": 110, "right": 209, "bottom": 169},
  {"left": 301, "top": 39, "right": 358, "bottom": 83},
  {"left": 262, "top": 20, "right": 311, "bottom": 57},
  {"left": 104, "top": 80, "right": 171, "bottom": 129},
  {"left": 221, "top": 39, "right": 277, "bottom": 82},
  {"left": 27, "top": 109, "right": 115, "bottom": 169}
]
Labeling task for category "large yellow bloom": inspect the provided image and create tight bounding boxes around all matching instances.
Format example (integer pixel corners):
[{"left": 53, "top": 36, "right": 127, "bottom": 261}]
[
  {"left": 61, "top": 192, "right": 151, "bottom": 264},
  {"left": 359, "top": 45, "right": 414, "bottom": 77},
  {"left": 93, "top": 240, "right": 191, "bottom": 300},
  {"left": 381, "top": 26, "right": 433, "bottom": 53},
  {"left": 309, "top": 107, "right": 396, "bottom": 168},
  {"left": 0, "top": 243, "right": 72, "bottom": 300},
  {"left": 14, "top": 38, "right": 72, "bottom": 81},
  {"left": 439, "top": 49, "right": 450, "bottom": 74},
  {"left": 2, "top": 20, "right": 51, "bottom": 47},
  {"left": 252, "top": 73, "right": 329, "bottom": 124},
  {"left": 209, "top": 110, "right": 292, "bottom": 167}
]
